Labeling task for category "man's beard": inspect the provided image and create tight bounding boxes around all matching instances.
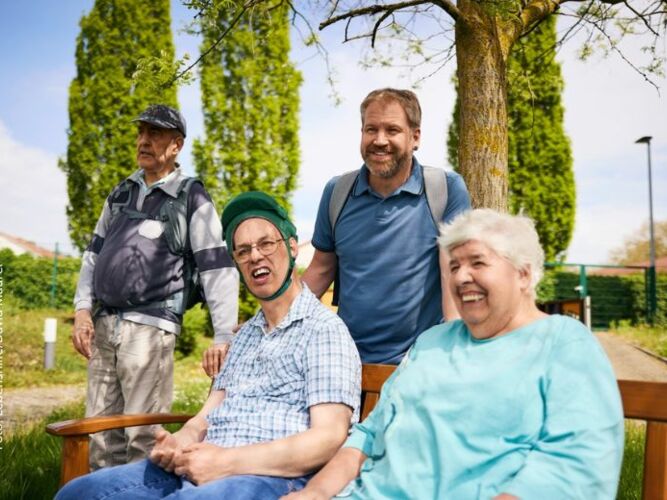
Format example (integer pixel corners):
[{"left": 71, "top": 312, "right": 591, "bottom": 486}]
[{"left": 364, "top": 148, "right": 411, "bottom": 179}]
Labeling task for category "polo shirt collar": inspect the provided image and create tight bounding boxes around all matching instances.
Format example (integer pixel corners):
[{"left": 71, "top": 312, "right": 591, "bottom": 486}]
[
  {"left": 246, "top": 284, "right": 316, "bottom": 335},
  {"left": 128, "top": 166, "right": 185, "bottom": 198},
  {"left": 353, "top": 156, "right": 424, "bottom": 197}
]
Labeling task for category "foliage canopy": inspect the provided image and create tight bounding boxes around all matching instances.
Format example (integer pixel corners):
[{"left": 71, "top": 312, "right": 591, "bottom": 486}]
[
  {"left": 60, "top": 0, "right": 178, "bottom": 252},
  {"left": 192, "top": 2, "right": 302, "bottom": 319},
  {"left": 610, "top": 219, "right": 667, "bottom": 265}
]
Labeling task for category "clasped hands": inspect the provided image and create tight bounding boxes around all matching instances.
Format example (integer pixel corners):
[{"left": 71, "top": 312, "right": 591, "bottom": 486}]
[{"left": 149, "top": 427, "right": 235, "bottom": 485}]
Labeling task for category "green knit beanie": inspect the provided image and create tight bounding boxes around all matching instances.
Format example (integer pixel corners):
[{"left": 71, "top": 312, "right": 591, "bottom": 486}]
[{"left": 221, "top": 191, "right": 298, "bottom": 300}]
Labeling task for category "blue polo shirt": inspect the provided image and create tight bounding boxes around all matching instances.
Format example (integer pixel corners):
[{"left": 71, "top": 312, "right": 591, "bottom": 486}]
[{"left": 312, "top": 158, "right": 470, "bottom": 364}]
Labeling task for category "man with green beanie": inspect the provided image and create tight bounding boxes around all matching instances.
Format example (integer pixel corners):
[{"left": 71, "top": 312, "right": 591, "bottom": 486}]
[{"left": 57, "top": 191, "right": 361, "bottom": 499}]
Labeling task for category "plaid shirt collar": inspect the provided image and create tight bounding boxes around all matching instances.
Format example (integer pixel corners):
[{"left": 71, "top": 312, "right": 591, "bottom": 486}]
[{"left": 246, "top": 284, "right": 315, "bottom": 335}]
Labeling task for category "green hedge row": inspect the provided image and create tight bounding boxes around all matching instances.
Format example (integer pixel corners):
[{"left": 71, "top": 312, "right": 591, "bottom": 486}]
[
  {"left": 0, "top": 249, "right": 81, "bottom": 310},
  {"left": 540, "top": 269, "right": 667, "bottom": 329}
]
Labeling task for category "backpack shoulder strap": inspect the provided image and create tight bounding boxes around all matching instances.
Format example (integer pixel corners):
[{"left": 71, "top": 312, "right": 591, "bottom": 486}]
[
  {"left": 328, "top": 170, "right": 359, "bottom": 230},
  {"left": 159, "top": 176, "right": 201, "bottom": 256},
  {"left": 422, "top": 166, "right": 448, "bottom": 229}
]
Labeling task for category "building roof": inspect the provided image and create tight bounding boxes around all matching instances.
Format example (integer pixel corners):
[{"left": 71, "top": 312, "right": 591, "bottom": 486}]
[
  {"left": 0, "top": 231, "right": 55, "bottom": 258},
  {"left": 587, "top": 256, "right": 667, "bottom": 276}
]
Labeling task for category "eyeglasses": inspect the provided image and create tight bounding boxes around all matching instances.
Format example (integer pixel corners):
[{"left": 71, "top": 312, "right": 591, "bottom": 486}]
[{"left": 233, "top": 238, "right": 285, "bottom": 263}]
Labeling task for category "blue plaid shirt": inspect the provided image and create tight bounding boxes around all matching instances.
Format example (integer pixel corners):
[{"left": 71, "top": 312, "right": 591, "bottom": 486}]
[{"left": 206, "top": 285, "right": 361, "bottom": 447}]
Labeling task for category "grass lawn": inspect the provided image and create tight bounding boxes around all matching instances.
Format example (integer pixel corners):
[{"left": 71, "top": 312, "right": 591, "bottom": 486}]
[
  {"left": 610, "top": 322, "right": 667, "bottom": 358},
  {"left": 0, "top": 381, "right": 208, "bottom": 500}
]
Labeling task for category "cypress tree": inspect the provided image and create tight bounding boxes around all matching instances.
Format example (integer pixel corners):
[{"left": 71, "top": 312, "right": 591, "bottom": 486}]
[
  {"left": 60, "top": 0, "right": 177, "bottom": 252},
  {"left": 193, "top": 5, "right": 301, "bottom": 319},
  {"left": 448, "top": 16, "right": 575, "bottom": 261},
  {"left": 193, "top": 5, "right": 301, "bottom": 213}
]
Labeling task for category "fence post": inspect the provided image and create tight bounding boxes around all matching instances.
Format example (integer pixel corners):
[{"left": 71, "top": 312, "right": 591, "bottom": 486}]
[
  {"left": 648, "top": 265, "right": 657, "bottom": 325},
  {"left": 578, "top": 265, "right": 588, "bottom": 298},
  {"left": 44, "top": 317, "right": 57, "bottom": 370}
]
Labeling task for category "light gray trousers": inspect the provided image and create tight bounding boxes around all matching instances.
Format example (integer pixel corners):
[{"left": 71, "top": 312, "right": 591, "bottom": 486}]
[{"left": 86, "top": 315, "right": 175, "bottom": 470}]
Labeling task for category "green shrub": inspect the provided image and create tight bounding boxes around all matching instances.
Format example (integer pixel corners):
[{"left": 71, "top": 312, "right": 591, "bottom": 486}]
[
  {"left": 0, "top": 249, "right": 80, "bottom": 310},
  {"left": 539, "top": 268, "right": 667, "bottom": 329}
]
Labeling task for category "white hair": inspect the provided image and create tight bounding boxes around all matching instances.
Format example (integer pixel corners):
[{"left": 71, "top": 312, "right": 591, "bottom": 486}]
[{"left": 438, "top": 209, "right": 545, "bottom": 296}]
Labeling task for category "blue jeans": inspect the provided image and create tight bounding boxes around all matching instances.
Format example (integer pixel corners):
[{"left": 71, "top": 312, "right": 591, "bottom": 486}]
[{"left": 55, "top": 459, "right": 311, "bottom": 499}]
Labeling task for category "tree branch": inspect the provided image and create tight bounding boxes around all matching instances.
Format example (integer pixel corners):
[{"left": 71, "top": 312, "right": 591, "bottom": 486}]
[
  {"left": 622, "top": 0, "right": 659, "bottom": 36},
  {"left": 371, "top": 10, "right": 396, "bottom": 47},
  {"left": 319, "top": 0, "right": 461, "bottom": 31},
  {"left": 520, "top": 0, "right": 561, "bottom": 35},
  {"left": 169, "top": 0, "right": 262, "bottom": 85}
]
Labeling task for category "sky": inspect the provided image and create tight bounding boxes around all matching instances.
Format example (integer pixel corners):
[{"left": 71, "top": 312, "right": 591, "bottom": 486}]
[{"left": 0, "top": 1, "right": 665, "bottom": 264}]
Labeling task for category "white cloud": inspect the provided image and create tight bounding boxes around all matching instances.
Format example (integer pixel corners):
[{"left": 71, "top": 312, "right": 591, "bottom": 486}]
[
  {"left": 0, "top": 120, "right": 73, "bottom": 254},
  {"left": 557, "top": 34, "right": 667, "bottom": 263}
]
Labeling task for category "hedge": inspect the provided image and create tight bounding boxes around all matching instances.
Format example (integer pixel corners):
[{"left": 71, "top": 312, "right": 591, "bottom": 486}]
[
  {"left": 0, "top": 249, "right": 80, "bottom": 310},
  {"left": 541, "top": 269, "right": 667, "bottom": 329}
]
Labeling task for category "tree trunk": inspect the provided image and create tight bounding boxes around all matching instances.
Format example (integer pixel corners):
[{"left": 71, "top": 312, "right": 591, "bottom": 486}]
[{"left": 455, "top": 0, "right": 515, "bottom": 211}]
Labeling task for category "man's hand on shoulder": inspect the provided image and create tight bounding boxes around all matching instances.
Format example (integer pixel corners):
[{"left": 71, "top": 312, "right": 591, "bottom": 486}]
[
  {"left": 202, "top": 343, "right": 230, "bottom": 378},
  {"left": 174, "top": 442, "right": 236, "bottom": 485},
  {"left": 72, "top": 309, "right": 95, "bottom": 359}
]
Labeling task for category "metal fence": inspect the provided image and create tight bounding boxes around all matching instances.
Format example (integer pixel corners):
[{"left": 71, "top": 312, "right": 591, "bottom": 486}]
[{"left": 542, "top": 262, "right": 667, "bottom": 329}]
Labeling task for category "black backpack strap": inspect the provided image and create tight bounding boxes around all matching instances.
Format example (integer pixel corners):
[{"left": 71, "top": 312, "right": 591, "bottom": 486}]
[{"left": 109, "top": 179, "right": 134, "bottom": 221}]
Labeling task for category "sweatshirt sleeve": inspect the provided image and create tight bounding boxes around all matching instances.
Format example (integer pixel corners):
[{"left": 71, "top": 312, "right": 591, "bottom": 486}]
[
  {"left": 73, "top": 199, "right": 113, "bottom": 311},
  {"left": 502, "top": 326, "right": 624, "bottom": 499},
  {"left": 188, "top": 186, "right": 239, "bottom": 344}
]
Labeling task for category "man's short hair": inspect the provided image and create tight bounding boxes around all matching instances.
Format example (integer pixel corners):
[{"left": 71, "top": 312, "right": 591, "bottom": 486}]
[{"left": 360, "top": 88, "right": 422, "bottom": 130}]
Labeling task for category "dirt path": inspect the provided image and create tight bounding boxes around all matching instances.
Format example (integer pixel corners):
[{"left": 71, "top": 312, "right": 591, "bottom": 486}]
[
  {"left": 2, "top": 385, "right": 86, "bottom": 436},
  {"left": 3, "top": 332, "right": 667, "bottom": 437},
  {"left": 595, "top": 332, "right": 667, "bottom": 382}
]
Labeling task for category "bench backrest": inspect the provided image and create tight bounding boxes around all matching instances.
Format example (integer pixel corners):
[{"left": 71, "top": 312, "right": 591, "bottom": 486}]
[
  {"left": 360, "top": 363, "right": 396, "bottom": 420},
  {"left": 618, "top": 380, "right": 667, "bottom": 499}
]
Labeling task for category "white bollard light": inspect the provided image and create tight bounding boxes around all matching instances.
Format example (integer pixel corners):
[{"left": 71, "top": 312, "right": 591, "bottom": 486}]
[{"left": 44, "top": 317, "right": 57, "bottom": 370}]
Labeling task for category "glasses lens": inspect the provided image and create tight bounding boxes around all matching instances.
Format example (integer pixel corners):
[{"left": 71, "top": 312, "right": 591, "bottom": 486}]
[
  {"left": 233, "top": 239, "right": 283, "bottom": 263},
  {"left": 259, "top": 240, "right": 278, "bottom": 255},
  {"left": 236, "top": 246, "right": 253, "bottom": 262}
]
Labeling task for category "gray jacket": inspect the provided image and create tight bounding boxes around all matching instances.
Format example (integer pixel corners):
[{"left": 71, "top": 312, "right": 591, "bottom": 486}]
[{"left": 74, "top": 168, "right": 239, "bottom": 343}]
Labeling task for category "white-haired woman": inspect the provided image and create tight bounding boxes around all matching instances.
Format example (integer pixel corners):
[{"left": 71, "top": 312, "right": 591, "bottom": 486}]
[{"left": 285, "top": 209, "right": 624, "bottom": 499}]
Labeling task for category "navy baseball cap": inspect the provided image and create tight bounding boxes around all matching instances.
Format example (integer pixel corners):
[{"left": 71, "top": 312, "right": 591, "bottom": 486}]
[{"left": 132, "top": 104, "right": 187, "bottom": 137}]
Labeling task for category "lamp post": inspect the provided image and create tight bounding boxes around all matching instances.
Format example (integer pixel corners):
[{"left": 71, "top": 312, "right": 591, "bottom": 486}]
[{"left": 635, "top": 135, "right": 656, "bottom": 323}]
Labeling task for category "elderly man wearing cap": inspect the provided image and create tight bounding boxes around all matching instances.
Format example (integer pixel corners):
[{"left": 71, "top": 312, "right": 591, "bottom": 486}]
[
  {"left": 58, "top": 191, "right": 361, "bottom": 500},
  {"left": 71, "top": 104, "right": 239, "bottom": 470}
]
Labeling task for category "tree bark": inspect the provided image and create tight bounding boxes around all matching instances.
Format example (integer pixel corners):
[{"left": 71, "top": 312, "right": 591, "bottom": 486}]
[{"left": 455, "top": 0, "right": 516, "bottom": 211}]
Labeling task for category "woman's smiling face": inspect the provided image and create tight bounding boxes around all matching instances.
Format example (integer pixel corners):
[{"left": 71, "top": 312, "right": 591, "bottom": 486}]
[{"left": 448, "top": 240, "right": 531, "bottom": 340}]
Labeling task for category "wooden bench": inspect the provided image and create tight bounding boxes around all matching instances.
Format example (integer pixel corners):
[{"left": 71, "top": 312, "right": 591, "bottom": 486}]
[
  {"left": 47, "top": 368, "right": 667, "bottom": 498},
  {"left": 46, "top": 363, "right": 396, "bottom": 487}
]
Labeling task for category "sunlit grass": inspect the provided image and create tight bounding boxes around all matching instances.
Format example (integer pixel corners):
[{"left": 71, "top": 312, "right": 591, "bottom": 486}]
[{"left": 611, "top": 322, "right": 667, "bottom": 358}]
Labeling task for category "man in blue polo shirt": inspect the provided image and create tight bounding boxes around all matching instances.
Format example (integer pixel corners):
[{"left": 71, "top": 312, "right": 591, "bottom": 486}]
[{"left": 303, "top": 88, "right": 470, "bottom": 364}]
